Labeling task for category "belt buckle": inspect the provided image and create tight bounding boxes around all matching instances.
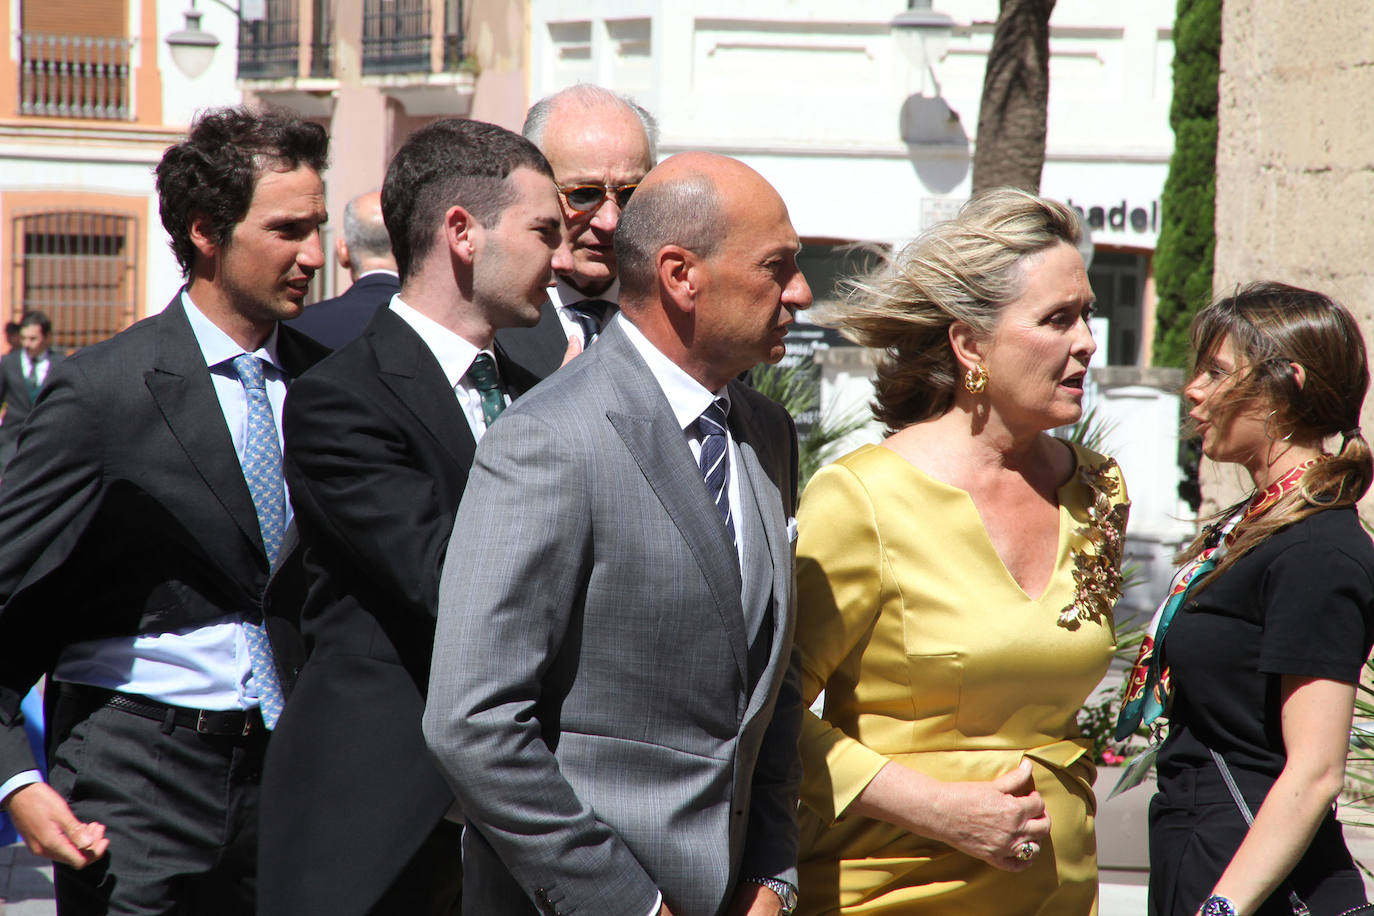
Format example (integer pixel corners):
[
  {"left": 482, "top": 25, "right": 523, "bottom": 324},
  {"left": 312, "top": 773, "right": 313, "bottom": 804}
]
[{"left": 196, "top": 709, "right": 211, "bottom": 734}]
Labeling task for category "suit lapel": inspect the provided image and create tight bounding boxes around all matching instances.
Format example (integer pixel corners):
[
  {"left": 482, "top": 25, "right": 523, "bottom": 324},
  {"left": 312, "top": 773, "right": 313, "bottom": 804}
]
[
  {"left": 733, "top": 451, "right": 773, "bottom": 641},
  {"left": 728, "top": 390, "right": 796, "bottom": 710},
  {"left": 369, "top": 308, "right": 477, "bottom": 471},
  {"left": 728, "top": 391, "right": 789, "bottom": 592},
  {"left": 143, "top": 296, "right": 266, "bottom": 558},
  {"left": 597, "top": 324, "right": 749, "bottom": 683}
]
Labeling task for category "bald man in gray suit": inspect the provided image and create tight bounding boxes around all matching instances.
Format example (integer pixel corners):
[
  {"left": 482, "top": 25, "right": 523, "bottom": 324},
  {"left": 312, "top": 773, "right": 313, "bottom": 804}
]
[{"left": 423, "top": 153, "right": 814, "bottom": 916}]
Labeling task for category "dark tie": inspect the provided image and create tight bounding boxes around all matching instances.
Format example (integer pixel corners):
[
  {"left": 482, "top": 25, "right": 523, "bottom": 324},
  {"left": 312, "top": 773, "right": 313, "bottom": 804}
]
[
  {"left": 567, "top": 299, "right": 613, "bottom": 345},
  {"left": 466, "top": 352, "right": 506, "bottom": 427},
  {"left": 230, "top": 353, "right": 287, "bottom": 729},
  {"left": 695, "top": 397, "right": 735, "bottom": 546},
  {"left": 24, "top": 359, "right": 40, "bottom": 400}
]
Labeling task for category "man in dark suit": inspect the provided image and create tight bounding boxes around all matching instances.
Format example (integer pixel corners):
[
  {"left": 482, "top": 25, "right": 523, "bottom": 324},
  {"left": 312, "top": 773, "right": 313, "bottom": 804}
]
[
  {"left": 286, "top": 189, "right": 399, "bottom": 349},
  {"left": 257, "top": 119, "right": 570, "bottom": 916},
  {"left": 495, "top": 85, "right": 657, "bottom": 379},
  {"left": 0, "top": 310, "right": 65, "bottom": 473},
  {"left": 424, "top": 152, "right": 812, "bottom": 916},
  {"left": 0, "top": 106, "right": 330, "bottom": 914}
]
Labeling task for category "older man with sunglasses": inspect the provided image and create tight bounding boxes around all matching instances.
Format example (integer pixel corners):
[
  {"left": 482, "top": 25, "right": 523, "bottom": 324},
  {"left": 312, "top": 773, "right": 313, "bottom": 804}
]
[{"left": 495, "top": 84, "right": 657, "bottom": 379}]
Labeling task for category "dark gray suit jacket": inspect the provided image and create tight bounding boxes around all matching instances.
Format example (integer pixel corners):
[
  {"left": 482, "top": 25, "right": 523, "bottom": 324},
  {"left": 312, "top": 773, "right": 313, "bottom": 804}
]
[
  {"left": 0, "top": 295, "right": 326, "bottom": 784},
  {"left": 423, "top": 319, "right": 803, "bottom": 916}
]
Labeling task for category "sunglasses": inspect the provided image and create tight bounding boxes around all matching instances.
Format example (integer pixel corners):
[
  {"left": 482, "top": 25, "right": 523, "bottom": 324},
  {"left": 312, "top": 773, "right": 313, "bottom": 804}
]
[{"left": 558, "top": 183, "right": 639, "bottom": 213}]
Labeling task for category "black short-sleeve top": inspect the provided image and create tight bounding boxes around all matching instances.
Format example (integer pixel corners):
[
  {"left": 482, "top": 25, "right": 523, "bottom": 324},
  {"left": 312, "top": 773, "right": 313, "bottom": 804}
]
[{"left": 1158, "top": 507, "right": 1374, "bottom": 781}]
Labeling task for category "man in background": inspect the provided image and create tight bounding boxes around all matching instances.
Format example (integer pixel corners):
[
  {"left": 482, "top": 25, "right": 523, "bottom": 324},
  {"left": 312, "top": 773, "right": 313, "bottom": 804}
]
[
  {"left": 0, "top": 311, "right": 65, "bottom": 473},
  {"left": 288, "top": 189, "right": 399, "bottom": 348},
  {"left": 495, "top": 84, "right": 657, "bottom": 378}
]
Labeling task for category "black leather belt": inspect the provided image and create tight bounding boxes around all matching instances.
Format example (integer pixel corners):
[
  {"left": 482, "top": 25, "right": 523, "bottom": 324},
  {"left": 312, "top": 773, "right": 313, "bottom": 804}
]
[{"left": 72, "top": 686, "right": 263, "bottom": 737}]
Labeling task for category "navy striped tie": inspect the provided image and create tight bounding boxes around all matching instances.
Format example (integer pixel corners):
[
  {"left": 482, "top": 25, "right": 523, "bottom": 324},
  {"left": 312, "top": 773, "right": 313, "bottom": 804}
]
[
  {"left": 695, "top": 397, "right": 734, "bottom": 546},
  {"left": 567, "top": 299, "right": 612, "bottom": 345}
]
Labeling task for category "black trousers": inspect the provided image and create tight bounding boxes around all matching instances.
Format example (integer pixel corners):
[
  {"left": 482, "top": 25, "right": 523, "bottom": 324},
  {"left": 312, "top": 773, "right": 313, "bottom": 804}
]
[
  {"left": 1149, "top": 766, "right": 1367, "bottom": 916},
  {"left": 47, "top": 685, "right": 266, "bottom": 916}
]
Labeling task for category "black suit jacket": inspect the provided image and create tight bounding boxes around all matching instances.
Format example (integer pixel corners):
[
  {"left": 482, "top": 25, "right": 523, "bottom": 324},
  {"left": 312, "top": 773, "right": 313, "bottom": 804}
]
[
  {"left": 493, "top": 299, "right": 570, "bottom": 381},
  {"left": 0, "top": 347, "right": 65, "bottom": 468},
  {"left": 285, "top": 271, "right": 399, "bottom": 349},
  {"left": 0, "top": 295, "right": 328, "bottom": 783},
  {"left": 257, "top": 306, "right": 539, "bottom": 916}
]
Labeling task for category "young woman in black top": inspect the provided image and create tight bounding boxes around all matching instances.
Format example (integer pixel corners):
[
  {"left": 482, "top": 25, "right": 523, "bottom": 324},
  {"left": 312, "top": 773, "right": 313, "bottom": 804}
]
[{"left": 1126, "top": 282, "right": 1374, "bottom": 916}]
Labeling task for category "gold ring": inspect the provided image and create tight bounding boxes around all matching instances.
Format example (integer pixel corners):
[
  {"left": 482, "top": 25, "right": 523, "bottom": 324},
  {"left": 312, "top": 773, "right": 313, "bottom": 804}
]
[{"left": 1015, "top": 841, "right": 1040, "bottom": 861}]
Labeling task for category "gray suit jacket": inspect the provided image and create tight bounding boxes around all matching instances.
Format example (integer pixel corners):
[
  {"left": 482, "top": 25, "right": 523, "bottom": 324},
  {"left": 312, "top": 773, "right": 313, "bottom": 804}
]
[{"left": 423, "top": 319, "right": 803, "bottom": 916}]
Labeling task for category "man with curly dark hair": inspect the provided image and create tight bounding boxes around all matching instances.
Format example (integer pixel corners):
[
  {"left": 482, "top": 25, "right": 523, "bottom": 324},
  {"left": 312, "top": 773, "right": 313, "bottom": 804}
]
[{"left": 0, "top": 105, "right": 330, "bottom": 915}]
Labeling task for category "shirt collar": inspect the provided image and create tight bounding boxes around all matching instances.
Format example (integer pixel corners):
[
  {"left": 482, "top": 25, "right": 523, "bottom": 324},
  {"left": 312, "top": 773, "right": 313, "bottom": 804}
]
[
  {"left": 616, "top": 313, "right": 729, "bottom": 433},
  {"left": 181, "top": 290, "right": 283, "bottom": 372},
  {"left": 388, "top": 295, "right": 484, "bottom": 389},
  {"left": 550, "top": 276, "right": 620, "bottom": 310}
]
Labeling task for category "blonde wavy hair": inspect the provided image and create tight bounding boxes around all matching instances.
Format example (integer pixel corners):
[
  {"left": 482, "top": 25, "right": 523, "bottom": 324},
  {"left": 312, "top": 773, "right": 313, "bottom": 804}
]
[
  {"left": 1179, "top": 281, "right": 1373, "bottom": 584},
  {"left": 823, "top": 187, "right": 1083, "bottom": 434}
]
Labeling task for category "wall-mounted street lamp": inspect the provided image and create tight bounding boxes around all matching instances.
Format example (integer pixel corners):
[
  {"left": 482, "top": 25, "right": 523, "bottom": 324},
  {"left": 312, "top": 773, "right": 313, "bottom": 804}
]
[
  {"left": 166, "top": 0, "right": 221, "bottom": 78},
  {"left": 890, "top": 0, "right": 955, "bottom": 87},
  {"left": 166, "top": 0, "right": 261, "bottom": 78}
]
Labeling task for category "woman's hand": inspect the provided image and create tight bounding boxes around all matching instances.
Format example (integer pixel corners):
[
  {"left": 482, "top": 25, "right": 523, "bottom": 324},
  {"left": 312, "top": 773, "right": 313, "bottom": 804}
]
[
  {"left": 937, "top": 761, "right": 1053, "bottom": 870},
  {"left": 849, "top": 759, "right": 1051, "bottom": 872}
]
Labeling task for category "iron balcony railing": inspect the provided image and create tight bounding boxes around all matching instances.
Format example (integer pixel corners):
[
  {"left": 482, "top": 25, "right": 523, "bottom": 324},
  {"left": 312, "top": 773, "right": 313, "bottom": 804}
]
[
  {"left": 238, "top": 0, "right": 300, "bottom": 79},
  {"left": 19, "top": 33, "right": 131, "bottom": 120},
  {"left": 362, "top": 0, "right": 465, "bottom": 74},
  {"left": 362, "top": 0, "right": 430, "bottom": 74}
]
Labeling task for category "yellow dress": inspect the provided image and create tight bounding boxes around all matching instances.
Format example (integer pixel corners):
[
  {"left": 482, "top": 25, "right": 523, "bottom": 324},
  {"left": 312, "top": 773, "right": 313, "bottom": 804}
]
[{"left": 795, "top": 442, "right": 1128, "bottom": 916}]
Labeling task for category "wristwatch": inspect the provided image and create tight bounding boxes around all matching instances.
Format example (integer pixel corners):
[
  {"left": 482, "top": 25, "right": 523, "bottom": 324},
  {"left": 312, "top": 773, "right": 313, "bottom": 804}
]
[
  {"left": 745, "top": 877, "right": 798, "bottom": 914},
  {"left": 1201, "top": 896, "right": 1238, "bottom": 916}
]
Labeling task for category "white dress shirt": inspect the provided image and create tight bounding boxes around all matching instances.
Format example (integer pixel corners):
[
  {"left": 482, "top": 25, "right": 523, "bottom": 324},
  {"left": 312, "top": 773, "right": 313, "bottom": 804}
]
[{"left": 388, "top": 296, "right": 507, "bottom": 442}]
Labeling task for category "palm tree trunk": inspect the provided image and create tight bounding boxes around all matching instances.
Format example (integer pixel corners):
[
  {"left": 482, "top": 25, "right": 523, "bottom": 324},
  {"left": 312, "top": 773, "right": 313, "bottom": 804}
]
[{"left": 971, "top": 0, "right": 1056, "bottom": 193}]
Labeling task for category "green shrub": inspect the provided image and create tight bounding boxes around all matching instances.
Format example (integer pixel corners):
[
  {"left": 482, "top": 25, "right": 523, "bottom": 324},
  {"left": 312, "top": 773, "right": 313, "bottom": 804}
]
[{"left": 1152, "top": 0, "right": 1221, "bottom": 368}]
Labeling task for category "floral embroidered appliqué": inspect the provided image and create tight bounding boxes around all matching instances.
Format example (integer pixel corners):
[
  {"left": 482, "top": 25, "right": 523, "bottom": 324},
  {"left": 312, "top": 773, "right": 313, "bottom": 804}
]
[{"left": 1059, "top": 458, "right": 1128, "bottom": 629}]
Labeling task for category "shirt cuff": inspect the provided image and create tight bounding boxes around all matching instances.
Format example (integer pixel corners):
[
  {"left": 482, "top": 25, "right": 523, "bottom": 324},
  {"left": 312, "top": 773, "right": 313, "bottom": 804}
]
[
  {"left": 0, "top": 770, "right": 43, "bottom": 810},
  {"left": 644, "top": 890, "right": 662, "bottom": 916}
]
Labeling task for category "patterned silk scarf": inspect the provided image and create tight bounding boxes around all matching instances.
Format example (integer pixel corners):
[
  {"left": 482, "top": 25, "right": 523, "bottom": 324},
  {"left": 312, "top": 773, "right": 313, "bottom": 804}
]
[{"left": 1114, "top": 459, "right": 1320, "bottom": 741}]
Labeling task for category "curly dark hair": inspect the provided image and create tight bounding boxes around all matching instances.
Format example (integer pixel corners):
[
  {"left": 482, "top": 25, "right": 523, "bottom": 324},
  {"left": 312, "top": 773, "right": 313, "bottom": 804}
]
[
  {"left": 382, "top": 118, "right": 552, "bottom": 282},
  {"left": 155, "top": 106, "right": 329, "bottom": 277}
]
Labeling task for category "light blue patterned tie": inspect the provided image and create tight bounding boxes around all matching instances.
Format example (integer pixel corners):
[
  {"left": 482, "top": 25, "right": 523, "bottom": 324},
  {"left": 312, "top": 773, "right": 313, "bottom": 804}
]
[
  {"left": 695, "top": 397, "right": 735, "bottom": 547},
  {"left": 231, "top": 353, "right": 286, "bottom": 729}
]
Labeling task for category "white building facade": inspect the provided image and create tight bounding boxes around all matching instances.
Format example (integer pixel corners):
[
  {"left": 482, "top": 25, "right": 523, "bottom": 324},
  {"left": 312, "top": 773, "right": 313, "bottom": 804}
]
[
  {"left": 528, "top": 0, "right": 1196, "bottom": 613},
  {"left": 0, "top": 0, "right": 243, "bottom": 345}
]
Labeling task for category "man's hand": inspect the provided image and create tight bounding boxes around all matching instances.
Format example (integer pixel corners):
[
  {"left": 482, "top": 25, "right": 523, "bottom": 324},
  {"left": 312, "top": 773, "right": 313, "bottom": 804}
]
[
  {"left": 658, "top": 904, "right": 677, "bottom": 916},
  {"left": 560, "top": 335, "right": 583, "bottom": 367},
  {"left": 726, "top": 882, "right": 784, "bottom": 916},
  {"left": 6, "top": 782, "right": 109, "bottom": 868}
]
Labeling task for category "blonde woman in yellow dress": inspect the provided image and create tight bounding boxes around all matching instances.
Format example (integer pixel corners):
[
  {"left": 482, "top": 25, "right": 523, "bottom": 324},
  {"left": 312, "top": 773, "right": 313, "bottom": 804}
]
[{"left": 794, "top": 188, "right": 1129, "bottom": 915}]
